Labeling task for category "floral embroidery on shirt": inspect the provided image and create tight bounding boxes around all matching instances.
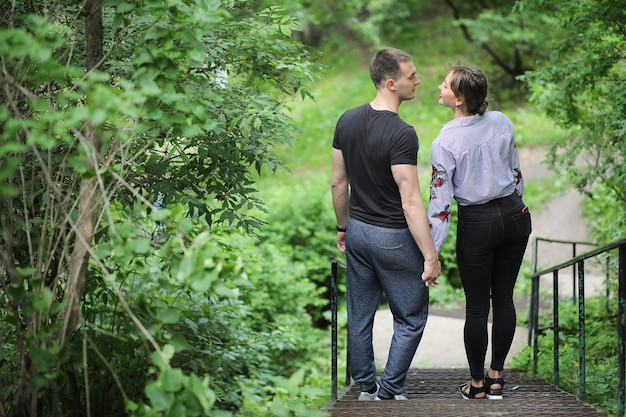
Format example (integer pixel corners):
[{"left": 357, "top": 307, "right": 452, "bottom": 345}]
[
  {"left": 430, "top": 164, "right": 445, "bottom": 200},
  {"left": 432, "top": 204, "right": 450, "bottom": 223},
  {"left": 514, "top": 168, "right": 523, "bottom": 185},
  {"left": 430, "top": 164, "right": 450, "bottom": 223}
]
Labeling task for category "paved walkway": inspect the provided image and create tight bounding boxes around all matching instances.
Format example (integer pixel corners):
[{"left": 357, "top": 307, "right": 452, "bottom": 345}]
[{"left": 373, "top": 307, "right": 528, "bottom": 370}]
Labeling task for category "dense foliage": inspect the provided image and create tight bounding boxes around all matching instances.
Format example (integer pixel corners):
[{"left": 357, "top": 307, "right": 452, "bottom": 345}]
[
  {"left": 0, "top": 1, "right": 326, "bottom": 416},
  {"left": 510, "top": 3, "right": 626, "bottom": 416},
  {"left": 252, "top": 0, "right": 563, "bottom": 92},
  {"left": 522, "top": 0, "right": 626, "bottom": 239},
  {"left": 253, "top": 0, "right": 432, "bottom": 48}
]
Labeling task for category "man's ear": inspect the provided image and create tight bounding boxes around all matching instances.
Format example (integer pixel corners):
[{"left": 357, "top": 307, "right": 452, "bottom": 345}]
[{"left": 385, "top": 77, "right": 396, "bottom": 92}]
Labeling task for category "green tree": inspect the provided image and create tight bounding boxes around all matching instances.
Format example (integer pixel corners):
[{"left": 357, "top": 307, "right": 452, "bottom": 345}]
[
  {"left": 521, "top": 0, "right": 626, "bottom": 239},
  {"left": 443, "top": 0, "right": 559, "bottom": 88},
  {"left": 253, "top": 0, "right": 426, "bottom": 49},
  {"left": 0, "top": 1, "right": 320, "bottom": 416}
]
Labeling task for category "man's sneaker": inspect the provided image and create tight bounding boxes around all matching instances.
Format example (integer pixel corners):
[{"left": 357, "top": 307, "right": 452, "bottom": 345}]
[
  {"left": 358, "top": 384, "right": 380, "bottom": 401},
  {"left": 379, "top": 394, "right": 408, "bottom": 400}
]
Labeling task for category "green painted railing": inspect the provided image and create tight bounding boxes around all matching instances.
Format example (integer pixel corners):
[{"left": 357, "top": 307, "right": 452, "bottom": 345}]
[
  {"left": 329, "top": 256, "right": 349, "bottom": 402},
  {"left": 529, "top": 237, "right": 626, "bottom": 417}
]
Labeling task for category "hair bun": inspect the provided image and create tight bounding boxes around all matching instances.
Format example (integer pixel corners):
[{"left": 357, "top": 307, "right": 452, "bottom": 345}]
[{"left": 477, "top": 100, "right": 488, "bottom": 115}]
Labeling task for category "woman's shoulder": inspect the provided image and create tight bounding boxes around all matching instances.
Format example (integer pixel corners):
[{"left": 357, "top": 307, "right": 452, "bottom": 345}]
[
  {"left": 484, "top": 111, "right": 513, "bottom": 129},
  {"left": 485, "top": 110, "right": 511, "bottom": 122},
  {"left": 484, "top": 110, "right": 506, "bottom": 119}
]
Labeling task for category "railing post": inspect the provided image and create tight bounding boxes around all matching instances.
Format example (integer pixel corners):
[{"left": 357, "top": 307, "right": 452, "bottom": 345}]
[
  {"left": 553, "top": 270, "right": 560, "bottom": 387},
  {"left": 330, "top": 257, "right": 338, "bottom": 402},
  {"left": 530, "top": 237, "right": 539, "bottom": 376},
  {"left": 607, "top": 257, "right": 611, "bottom": 312},
  {"left": 618, "top": 243, "right": 625, "bottom": 417},
  {"left": 572, "top": 243, "right": 578, "bottom": 304},
  {"left": 578, "top": 260, "right": 586, "bottom": 401},
  {"left": 346, "top": 342, "right": 351, "bottom": 388},
  {"left": 329, "top": 256, "right": 349, "bottom": 401},
  {"left": 532, "top": 275, "right": 540, "bottom": 376},
  {"left": 529, "top": 237, "right": 538, "bottom": 347}
]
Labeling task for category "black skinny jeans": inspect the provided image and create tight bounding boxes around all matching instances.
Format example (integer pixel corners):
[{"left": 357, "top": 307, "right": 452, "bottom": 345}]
[{"left": 456, "top": 192, "right": 532, "bottom": 380}]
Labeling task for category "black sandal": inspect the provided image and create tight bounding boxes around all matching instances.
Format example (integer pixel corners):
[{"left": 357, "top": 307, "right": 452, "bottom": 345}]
[
  {"left": 460, "top": 382, "right": 486, "bottom": 399},
  {"left": 485, "top": 376, "right": 505, "bottom": 400}
]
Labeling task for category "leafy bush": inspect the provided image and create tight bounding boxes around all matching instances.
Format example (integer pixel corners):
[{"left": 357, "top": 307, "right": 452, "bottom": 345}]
[
  {"left": 0, "top": 205, "right": 331, "bottom": 416},
  {"left": 0, "top": 1, "right": 328, "bottom": 416},
  {"left": 582, "top": 183, "right": 626, "bottom": 243},
  {"left": 257, "top": 175, "right": 339, "bottom": 327}
]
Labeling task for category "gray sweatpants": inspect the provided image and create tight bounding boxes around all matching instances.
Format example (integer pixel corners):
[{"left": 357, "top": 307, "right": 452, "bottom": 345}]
[{"left": 345, "top": 217, "right": 429, "bottom": 399}]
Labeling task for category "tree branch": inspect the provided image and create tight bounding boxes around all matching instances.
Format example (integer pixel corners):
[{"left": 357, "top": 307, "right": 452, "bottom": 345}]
[{"left": 444, "top": 0, "right": 519, "bottom": 77}]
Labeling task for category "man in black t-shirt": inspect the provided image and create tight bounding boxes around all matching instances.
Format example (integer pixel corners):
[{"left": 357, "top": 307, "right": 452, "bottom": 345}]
[{"left": 331, "top": 47, "right": 441, "bottom": 401}]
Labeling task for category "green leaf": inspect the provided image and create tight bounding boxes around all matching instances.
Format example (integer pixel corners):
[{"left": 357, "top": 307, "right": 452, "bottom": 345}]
[
  {"left": 156, "top": 307, "right": 181, "bottom": 324},
  {"left": 160, "top": 368, "right": 183, "bottom": 392},
  {"left": 279, "top": 25, "right": 292, "bottom": 37},
  {"left": 7, "top": 282, "right": 28, "bottom": 301},
  {"left": 187, "top": 374, "right": 215, "bottom": 413},
  {"left": 29, "top": 348, "right": 56, "bottom": 372},
  {"left": 94, "top": 242, "right": 113, "bottom": 259},
  {"left": 25, "top": 374, "right": 48, "bottom": 396},
  {"left": 131, "top": 238, "right": 153, "bottom": 255},
  {"left": 31, "top": 288, "right": 53, "bottom": 313},
  {"left": 145, "top": 381, "right": 174, "bottom": 411},
  {"left": 0, "top": 182, "right": 19, "bottom": 196},
  {"left": 117, "top": 2, "right": 136, "bottom": 13},
  {"left": 167, "top": 332, "right": 193, "bottom": 352},
  {"left": 189, "top": 266, "right": 220, "bottom": 293},
  {"left": 0, "top": 141, "right": 26, "bottom": 157}
]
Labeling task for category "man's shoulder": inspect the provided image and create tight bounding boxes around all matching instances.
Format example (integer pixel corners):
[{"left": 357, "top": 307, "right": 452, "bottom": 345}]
[
  {"left": 336, "top": 104, "right": 367, "bottom": 126},
  {"left": 342, "top": 103, "right": 369, "bottom": 116}
]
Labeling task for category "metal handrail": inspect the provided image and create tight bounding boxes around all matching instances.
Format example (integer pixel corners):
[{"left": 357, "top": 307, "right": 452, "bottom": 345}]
[
  {"left": 532, "top": 238, "right": 596, "bottom": 301},
  {"left": 329, "top": 256, "right": 349, "bottom": 402},
  {"left": 528, "top": 238, "right": 596, "bottom": 347},
  {"left": 529, "top": 237, "right": 626, "bottom": 417}
]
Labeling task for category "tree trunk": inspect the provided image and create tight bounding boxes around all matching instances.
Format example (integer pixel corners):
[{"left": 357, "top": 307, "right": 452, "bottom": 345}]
[{"left": 57, "top": 0, "right": 103, "bottom": 346}]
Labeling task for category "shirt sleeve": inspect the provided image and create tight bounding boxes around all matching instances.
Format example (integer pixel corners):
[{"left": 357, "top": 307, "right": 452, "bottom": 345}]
[
  {"left": 390, "top": 125, "right": 419, "bottom": 166},
  {"left": 428, "top": 140, "right": 456, "bottom": 252}
]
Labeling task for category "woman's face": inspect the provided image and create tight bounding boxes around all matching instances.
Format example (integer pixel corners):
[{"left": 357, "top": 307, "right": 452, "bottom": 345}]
[{"left": 438, "top": 71, "right": 459, "bottom": 110}]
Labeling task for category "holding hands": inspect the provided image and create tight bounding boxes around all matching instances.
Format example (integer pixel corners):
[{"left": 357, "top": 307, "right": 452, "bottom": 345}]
[{"left": 422, "top": 257, "right": 441, "bottom": 287}]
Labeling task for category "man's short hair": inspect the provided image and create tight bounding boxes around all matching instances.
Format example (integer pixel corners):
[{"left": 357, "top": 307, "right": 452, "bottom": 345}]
[{"left": 369, "top": 48, "right": 413, "bottom": 89}]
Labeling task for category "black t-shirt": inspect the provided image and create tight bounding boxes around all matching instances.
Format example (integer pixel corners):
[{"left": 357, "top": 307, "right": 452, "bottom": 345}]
[{"left": 332, "top": 104, "right": 419, "bottom": 228}]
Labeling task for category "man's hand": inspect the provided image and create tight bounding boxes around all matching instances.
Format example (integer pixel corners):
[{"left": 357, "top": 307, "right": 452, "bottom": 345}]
[
  {"left": 336, "top": 231, "right": 346, "bottom": 252},
  {"left": 422, "top": 258, "right": 441, "bottom": 287}
]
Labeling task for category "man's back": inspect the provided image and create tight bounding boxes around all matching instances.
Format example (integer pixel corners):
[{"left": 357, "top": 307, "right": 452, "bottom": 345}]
[{"left": 333, "top": 103, "right": 418, "bottom": 228}]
